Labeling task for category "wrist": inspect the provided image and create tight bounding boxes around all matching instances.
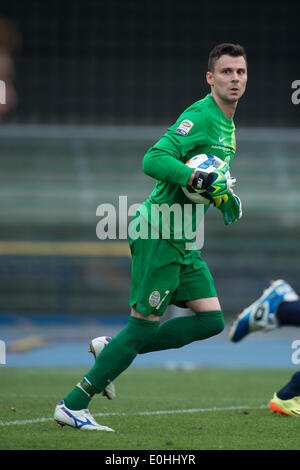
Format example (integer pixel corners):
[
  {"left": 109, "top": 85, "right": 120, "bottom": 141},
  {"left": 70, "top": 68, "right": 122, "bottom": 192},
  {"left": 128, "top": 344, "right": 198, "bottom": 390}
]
[
  {"left": 187, "top": 170, "right": 197, "bottom": 187},
  {"left": 190, "top": 169, "right": 211, "bottom": 190}
]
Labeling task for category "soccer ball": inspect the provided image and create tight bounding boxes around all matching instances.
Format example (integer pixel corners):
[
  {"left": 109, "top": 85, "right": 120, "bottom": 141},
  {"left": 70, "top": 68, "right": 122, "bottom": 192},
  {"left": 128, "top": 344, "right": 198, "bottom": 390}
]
[{"left": 182, "top": 154, "right": 230, "bottom": 204}]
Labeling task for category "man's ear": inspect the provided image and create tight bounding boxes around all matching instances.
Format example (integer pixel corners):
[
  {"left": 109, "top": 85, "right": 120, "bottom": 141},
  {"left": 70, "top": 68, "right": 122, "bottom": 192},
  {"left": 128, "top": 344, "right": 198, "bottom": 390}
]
[{"left": 206, "top": 71, "right": 213, "bottom": 87}]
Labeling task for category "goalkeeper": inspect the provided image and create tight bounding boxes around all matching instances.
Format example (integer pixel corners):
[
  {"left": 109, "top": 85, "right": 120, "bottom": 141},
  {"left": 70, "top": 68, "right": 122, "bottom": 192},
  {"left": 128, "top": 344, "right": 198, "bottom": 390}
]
[{"left": 54, "top": 43, "right": 248, "bottom": 430}]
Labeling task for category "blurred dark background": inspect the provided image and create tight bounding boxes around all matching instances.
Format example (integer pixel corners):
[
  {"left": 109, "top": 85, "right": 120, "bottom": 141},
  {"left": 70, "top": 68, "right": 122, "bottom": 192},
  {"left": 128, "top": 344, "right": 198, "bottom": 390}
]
[
  {"left": 2, "top": 0, "right": 300, "bottom": 127},
  {"left": 0, "top": 0, "right": 299, "bottom": 319}
]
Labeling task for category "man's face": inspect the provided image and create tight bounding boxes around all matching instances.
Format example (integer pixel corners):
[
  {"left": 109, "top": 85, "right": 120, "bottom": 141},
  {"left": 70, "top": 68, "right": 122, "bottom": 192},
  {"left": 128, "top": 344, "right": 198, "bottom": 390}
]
[{"left": 206, "top": 54, "right": 247, "bottom": 103}]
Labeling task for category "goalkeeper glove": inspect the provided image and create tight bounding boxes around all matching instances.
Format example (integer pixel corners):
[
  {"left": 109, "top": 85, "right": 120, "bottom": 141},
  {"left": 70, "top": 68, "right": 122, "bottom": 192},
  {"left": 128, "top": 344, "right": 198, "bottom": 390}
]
[
  {"left": 215, "top": 192, "right": 242, "bottom": 225},
  {"left": 191, "top": 162, "right": 236, "bottom": 197}
]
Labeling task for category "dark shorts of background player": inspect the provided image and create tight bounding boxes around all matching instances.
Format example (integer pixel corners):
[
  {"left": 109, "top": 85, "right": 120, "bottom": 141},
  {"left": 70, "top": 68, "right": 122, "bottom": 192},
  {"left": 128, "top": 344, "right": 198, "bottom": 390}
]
[{"left": 129, "top": 235, "right": 218, "bottom": 317}]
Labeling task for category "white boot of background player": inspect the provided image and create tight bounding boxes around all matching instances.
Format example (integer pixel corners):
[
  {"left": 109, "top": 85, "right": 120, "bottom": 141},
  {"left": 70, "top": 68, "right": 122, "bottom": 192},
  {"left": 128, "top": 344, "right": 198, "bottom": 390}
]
[{"left": 88, "top": 336, "right": 116, "bottom": 400}]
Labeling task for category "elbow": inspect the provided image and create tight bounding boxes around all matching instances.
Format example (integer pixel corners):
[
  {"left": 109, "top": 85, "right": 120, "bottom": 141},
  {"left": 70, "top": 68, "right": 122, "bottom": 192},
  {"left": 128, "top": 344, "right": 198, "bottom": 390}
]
[{"left": 142, "top": 152, "right": 154, "bottom": 177}]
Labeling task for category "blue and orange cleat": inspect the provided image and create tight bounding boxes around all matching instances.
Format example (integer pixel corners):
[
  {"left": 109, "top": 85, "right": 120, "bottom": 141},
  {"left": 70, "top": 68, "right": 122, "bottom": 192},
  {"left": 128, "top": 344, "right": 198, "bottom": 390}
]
[{"left": 229, "top": 279, "right": 299, "bottom": 342}]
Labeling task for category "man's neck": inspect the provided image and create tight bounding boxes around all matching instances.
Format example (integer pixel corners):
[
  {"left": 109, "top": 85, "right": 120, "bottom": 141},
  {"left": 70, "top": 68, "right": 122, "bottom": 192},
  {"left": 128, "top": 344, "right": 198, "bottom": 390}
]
[{"left": 210, "top": 92, "right": 237, "bottom": 120}]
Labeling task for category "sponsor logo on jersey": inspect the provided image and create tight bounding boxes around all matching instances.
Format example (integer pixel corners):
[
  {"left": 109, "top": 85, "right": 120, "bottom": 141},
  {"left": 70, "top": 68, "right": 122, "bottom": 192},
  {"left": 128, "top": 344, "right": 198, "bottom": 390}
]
[
  {"left": 149, "top": 291, "right": 161, "bottom": 307},
  {"left": 176, "top": 119, "right": 194, "bottom": 136},
  {"left": 211, "top": 144, "right": 231, "bottom": 152}
]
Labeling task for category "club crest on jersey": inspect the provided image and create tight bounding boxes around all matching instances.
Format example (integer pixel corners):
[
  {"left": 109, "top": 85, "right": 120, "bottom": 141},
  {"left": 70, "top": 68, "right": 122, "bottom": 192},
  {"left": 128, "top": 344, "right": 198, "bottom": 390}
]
[
  {"left": 149, "top": 291, "right": 161, "bottom": 307},
  {"left": 176, "top": 119, "right": 194, "bottom": 136}
]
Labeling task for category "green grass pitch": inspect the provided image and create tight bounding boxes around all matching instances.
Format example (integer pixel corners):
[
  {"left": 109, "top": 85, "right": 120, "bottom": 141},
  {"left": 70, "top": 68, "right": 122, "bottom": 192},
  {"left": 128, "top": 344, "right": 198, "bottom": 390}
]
[{"left": 0, "top": 367, "right": 299, "bottom": 450}]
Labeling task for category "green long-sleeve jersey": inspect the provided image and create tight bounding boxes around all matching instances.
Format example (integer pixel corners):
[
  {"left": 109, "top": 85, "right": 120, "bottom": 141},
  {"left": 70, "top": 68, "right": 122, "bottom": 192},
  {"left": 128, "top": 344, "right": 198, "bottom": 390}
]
[{"left": 138, "top": 93, "right": 236, "bottom": 252}]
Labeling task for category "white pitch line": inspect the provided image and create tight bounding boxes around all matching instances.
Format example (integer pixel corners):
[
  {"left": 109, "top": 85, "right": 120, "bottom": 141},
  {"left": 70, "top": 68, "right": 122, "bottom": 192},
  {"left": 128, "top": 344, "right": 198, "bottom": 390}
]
[{"left": 0, "top": 405, "right": 268, "bottom": 427}]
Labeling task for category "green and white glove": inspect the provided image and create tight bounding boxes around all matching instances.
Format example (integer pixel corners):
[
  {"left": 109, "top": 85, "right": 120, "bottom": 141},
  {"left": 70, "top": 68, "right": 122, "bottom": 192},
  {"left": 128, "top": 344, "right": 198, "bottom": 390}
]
[{"left": 215, "top": 192, "right": 242, "bottom": 225}]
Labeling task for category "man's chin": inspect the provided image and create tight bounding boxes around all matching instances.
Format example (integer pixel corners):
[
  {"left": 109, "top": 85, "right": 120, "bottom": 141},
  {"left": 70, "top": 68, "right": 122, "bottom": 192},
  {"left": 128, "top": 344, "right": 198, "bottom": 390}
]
[
  {"left": 228, "top": 89, "right": 246, "bottom": 102},
  {"left": 227, "top": 93, "right": 241, "bottom": 102}
]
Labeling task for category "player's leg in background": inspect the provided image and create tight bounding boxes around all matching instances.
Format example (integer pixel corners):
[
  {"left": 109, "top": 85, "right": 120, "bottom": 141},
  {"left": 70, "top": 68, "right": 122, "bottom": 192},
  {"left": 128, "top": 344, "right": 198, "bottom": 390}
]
[
  {"left": 228, "top": 279, "right": 300, "bottom": 416},
  {"left": 229, "top": 279, "right": 300, "bottom": 342},
  {"left": 276, "top": 370, "right": 300, "bottom": 400},
  {"left": 276, "top": 297, "right": 300, "bottom": 326},
  {"left": 269, "top": 370, "right": 300, "bottom": 416}
]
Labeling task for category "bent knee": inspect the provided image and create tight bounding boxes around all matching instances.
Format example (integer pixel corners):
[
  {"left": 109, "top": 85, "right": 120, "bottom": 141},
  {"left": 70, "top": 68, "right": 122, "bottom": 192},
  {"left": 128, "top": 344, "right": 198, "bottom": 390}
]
[
  {"left": 196, "top": 311, "right": 225, "bottom": 337},
  {"left": 213, "top": 315, "right": 225, "bottom": 336}
]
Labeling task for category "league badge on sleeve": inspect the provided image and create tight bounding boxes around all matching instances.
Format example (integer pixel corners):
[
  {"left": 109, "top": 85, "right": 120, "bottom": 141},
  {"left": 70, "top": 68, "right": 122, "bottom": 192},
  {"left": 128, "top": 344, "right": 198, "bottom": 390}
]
[{"left": 176, "top": 119, "right": 194, "bottom": 136}]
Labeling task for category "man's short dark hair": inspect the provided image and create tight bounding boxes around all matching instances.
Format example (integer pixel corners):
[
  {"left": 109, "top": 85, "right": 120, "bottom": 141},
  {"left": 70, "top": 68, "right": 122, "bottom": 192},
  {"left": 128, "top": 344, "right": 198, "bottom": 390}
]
[{"left": 208, "top": 43, "right": 247, "bottom": 72}]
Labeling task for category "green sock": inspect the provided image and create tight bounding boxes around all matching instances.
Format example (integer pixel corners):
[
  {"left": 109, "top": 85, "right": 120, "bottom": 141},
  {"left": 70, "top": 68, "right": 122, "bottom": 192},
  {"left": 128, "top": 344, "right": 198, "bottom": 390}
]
[
  {"left": 139, "top": 310, "right": 224, "bottom": 353},
  {"left": 63, "top": 380, "right": 93, "bottom": 410},
  {"left": 64, "top": 316, "right": 159, "bottom": 410}
]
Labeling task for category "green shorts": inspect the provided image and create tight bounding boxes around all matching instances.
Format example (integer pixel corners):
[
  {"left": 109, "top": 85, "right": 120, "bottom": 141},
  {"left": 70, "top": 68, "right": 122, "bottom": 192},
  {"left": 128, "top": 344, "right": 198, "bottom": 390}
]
[{"left": 129, "top": 236, "right": 217, "bottom": 317}]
